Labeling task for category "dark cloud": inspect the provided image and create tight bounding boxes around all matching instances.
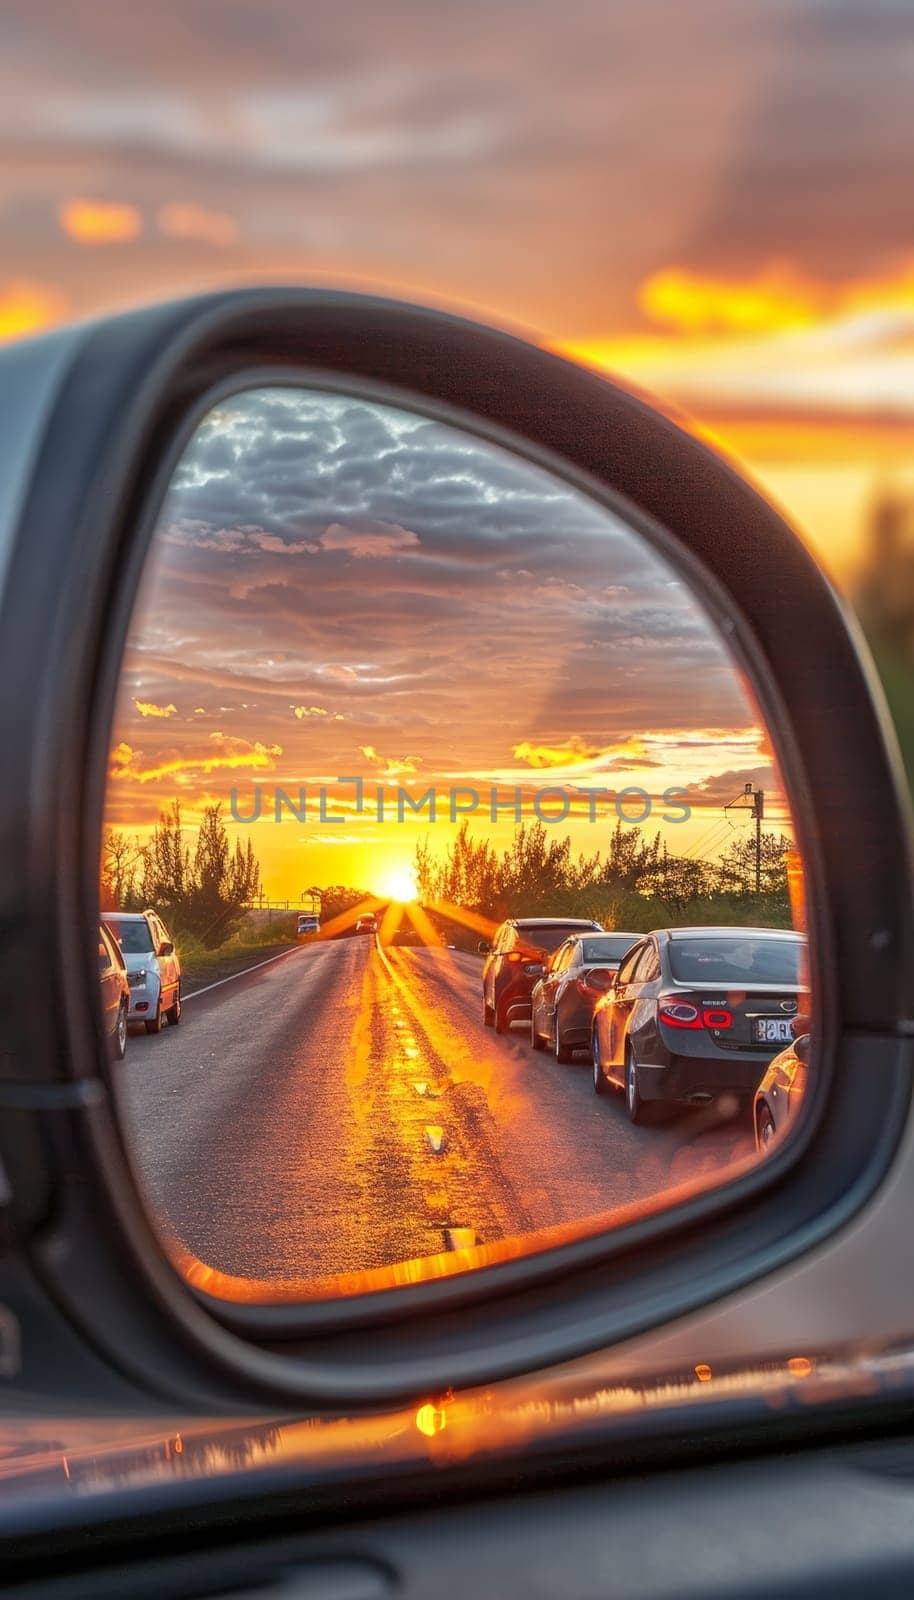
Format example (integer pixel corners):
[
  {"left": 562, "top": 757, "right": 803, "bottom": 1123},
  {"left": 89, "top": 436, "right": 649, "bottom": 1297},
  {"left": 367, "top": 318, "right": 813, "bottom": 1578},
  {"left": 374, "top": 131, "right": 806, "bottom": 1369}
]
[{"left": 112, "top": 386, "right": 765, "bottom": 808}]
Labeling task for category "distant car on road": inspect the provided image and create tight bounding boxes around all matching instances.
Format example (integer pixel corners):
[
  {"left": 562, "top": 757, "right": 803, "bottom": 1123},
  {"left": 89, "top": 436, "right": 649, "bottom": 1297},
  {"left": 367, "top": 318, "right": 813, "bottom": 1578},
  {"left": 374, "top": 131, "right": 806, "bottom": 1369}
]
[
  {"left": 591, "top": 926, "right": 807, "bottom": 1123},
  {"left": 530, "top": 931, "right": 640, "bottom": 1062},
  {"left": 355, "top": 914, "right": 378, "bottom": 935},
  {"left": 480, "top": 916, "right": 603, "bottom": 1034},
  {"left": 104, "top": 909, "right": 182, "bottom": 1035},
  {"left": 98, "top": 920, "right": 130, "bottom": 1061},
  {"left": 754, "top": 1017, "right": 811, "bottom": 1151},
  {"left": 296, "top": 913, "right": 320, "bottom": 937}
]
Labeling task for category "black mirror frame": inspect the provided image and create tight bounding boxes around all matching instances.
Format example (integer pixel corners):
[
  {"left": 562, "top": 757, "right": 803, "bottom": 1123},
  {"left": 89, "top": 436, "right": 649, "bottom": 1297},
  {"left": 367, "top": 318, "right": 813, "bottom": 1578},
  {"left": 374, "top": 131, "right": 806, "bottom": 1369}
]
[{"left": 0, "top": 287, "right": 911, "bottom": 1410}]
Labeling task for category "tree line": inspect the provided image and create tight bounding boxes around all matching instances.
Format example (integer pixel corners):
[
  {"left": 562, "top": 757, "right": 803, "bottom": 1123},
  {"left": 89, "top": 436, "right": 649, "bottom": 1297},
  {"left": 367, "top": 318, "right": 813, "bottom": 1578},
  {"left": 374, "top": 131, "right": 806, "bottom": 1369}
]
[{"left": 414, "top": 819, "right": 793, "bottom": 930}]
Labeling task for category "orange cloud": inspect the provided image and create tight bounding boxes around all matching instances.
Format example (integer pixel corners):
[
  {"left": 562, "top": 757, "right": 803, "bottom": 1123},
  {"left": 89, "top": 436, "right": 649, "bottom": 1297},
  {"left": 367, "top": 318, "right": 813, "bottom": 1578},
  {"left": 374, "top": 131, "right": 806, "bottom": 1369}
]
[
  {"left": 157, "top": 203, "right": 239, "bottom": 247},
  {"left": 0, "top": 280, "right": 67, "bottom": 342},
  {"left": 638, "top": 264, "right": 822, "bottom": 335},
  {"left": 59, "top": 199, "right": 142, "bottom": 245},
  {"left": 109, "top": 732, "right": 282, "bottom": 784},
  {"left": 359, "top": 744, "right": 421, "bottom": 780},
  {"left": 636, "top": 257, "right": 914, "bottom": 339},
  {"left": 512, "top": 736, "right": 646, "bottom": 770},
  {"left": 134, "top": 700, "right": 177, "bottom": 718},
  {"left": 291, "top": 704, "right": 343, "bottom": 720}
]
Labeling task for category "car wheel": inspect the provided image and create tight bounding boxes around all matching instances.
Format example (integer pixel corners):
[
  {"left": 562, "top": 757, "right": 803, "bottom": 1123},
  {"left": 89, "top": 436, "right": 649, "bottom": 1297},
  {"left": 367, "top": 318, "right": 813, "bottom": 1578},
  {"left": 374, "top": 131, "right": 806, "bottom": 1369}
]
[
  {"left": 756, "top": 1103, "right": 777, "bottom": 1150},
  {"left": 554, "top": 1005, "right": 574, "bottom": 1063},
  {"left": 592, "top": 1026, "right": 608, "bottom": 1095},
  {"left": 112, "top": 1000, "right": 128, "bottom": 1061},
  {"left": 483, "top": 996, "right": 495, "bottom": 1028},
  {"left": 166, "top": 984, "right": 182, "bottom": 1026},
  {"left": 625, "top": 1043, "right": 648, "bottom": 1124},
  {"left": 144, "top": 1002, "right": 164, "bottom": 1035}
]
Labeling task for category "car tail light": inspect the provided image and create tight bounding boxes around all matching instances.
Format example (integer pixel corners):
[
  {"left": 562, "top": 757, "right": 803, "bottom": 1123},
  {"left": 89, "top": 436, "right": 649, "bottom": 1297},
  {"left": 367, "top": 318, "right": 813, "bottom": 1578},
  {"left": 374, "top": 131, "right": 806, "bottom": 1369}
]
[
  {"left": 703, "top": 1007, "right": 732, "bottom": 1029},
  {"left": 658, "top": 997, "right": 703, "bottom": 1029}
]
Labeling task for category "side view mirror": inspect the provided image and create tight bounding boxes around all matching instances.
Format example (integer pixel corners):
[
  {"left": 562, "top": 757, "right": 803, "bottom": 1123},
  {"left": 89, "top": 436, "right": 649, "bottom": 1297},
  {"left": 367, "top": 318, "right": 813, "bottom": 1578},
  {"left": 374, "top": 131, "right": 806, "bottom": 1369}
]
[
  {"left": 1, "top": 287, "right": 911, "bottom": 1416},
  {"left": 793, "top": 1033, "right": 811, "bottom": 1063},
  {"left": 792, "top": 1012, "right": 811, "bottom": 1039},
  {"left": 157, "top": 940, "right": 175, "bottom": 957}
]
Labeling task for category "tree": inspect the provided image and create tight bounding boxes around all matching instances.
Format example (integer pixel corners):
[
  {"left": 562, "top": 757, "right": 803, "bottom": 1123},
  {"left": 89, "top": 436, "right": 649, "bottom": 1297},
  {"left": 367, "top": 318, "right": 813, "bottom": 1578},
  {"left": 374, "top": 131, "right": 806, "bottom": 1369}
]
[
  {"left": 187, "top": 804, "right": 260, "bottom": 945},
  {"left": 714, "top": 831, "right": 791, "bottom": 898},
  {"left": 100, "top": 828, "right": 142, "bottom": 909},
  {"left": 130, "top": 799, "right": 261, "bottom": 946},
  {"left": 140, "top": 801, "right": 192, "bottom": 913},
  {"left": 639, "top": 848, "right": 711, "bottom": 912}
]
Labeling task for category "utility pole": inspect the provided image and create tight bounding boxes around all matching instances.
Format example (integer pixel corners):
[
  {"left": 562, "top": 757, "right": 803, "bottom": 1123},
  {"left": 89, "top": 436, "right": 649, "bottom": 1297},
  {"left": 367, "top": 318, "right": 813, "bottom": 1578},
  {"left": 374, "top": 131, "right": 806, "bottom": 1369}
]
[
  {"left": 753, "top": 785, "right": 764, "bottom": 894},
  {"left": 725, "top": 783, "right": 765, "bottom": 895}
]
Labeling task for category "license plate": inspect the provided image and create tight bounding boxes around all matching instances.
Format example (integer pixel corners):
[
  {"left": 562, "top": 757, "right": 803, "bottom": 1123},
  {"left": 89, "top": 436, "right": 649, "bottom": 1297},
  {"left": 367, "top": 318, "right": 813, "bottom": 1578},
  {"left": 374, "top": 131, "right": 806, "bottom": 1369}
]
[{"left": 754, "top": 1017, "right": 793, "bottom": 1044}]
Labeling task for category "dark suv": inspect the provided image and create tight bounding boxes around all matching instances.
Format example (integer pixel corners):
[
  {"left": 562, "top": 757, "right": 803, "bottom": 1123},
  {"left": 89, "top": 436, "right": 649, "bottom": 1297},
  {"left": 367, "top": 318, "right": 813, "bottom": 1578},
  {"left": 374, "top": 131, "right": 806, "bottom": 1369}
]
[{"left": 481, "top": 917, "right": 603, "bottom": 1034}]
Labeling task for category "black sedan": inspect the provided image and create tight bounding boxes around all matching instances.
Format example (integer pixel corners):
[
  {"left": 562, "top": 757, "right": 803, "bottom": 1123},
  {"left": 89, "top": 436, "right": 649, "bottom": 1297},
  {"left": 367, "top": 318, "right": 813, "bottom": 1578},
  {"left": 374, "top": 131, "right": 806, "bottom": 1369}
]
[
  {"left": 530, "top": 931, "right": 640, "bottom": 1062},
  {"left": 591, "top": 926, "right": 807, "bottom": 1122}
]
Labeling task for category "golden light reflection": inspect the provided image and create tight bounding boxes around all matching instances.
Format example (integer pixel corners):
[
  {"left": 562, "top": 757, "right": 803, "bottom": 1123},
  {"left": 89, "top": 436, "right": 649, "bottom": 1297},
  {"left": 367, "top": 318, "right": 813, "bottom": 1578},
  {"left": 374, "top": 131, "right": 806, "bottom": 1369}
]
[
  {"left": 59, "top": 199, "right": 143, "bottom": 244},
  {"left": 0, "top": 279, "right": 67, "bottom": 342},
  {"left": 415, "top": 1402, "right": 448, "bottom": 1437}
]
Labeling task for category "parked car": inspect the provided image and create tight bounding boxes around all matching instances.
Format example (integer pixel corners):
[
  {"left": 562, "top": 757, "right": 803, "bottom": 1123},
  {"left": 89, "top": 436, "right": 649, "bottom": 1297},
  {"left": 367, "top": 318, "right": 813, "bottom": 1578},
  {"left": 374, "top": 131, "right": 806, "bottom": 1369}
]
[
  {"left": 355, "top": 914, "right": 378, "bottom": 935},
  {"left": 591, "top": 926, "right": 807, "bottom": 1122},
  {"left": 530, "top": 932, "right": 640, "bottom": 1061},
  {"left": 754, "top": 1015, "right": 811, "bottom": 1150},
  {"left": 481, "top": 917, "right": 603, "bottom": 1034},
  {"left": 98, "top": 920, "right": 130, "bottom": 1061},
  {"left": 104, "top": 909, "right": 182, "bottom": 1034},
  {"left": 296, "top": 912, "right": 321, "bottom": 936}
]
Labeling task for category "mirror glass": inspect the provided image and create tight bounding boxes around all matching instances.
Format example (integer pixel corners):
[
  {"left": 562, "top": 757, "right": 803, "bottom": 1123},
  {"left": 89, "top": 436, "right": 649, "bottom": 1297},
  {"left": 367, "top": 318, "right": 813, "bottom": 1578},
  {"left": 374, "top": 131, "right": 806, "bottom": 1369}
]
[{"left": 99, "top": 385, "right": 812, "bottom": 1301}]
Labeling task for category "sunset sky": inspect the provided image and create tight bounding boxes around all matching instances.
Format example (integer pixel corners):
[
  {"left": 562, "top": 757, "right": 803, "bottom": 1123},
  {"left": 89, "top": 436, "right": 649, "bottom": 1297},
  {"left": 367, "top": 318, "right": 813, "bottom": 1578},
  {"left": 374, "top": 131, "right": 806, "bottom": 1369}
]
[
  {"left": 3, "top": 1, "right": 908, "bottom": 892},
  {"left": 1, "top": 1, "right": 911, "bottom": 589},
  {"left": 105, "top": 389, "right": 788, "bottom": 897}
]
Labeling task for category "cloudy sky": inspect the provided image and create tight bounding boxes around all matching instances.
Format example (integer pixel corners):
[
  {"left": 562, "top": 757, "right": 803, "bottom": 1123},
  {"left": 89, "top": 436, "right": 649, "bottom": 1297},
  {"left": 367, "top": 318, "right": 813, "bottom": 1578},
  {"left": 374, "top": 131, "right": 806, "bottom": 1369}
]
[
  {"left": 105, "top": 388, "right": 786, "bottom": 896},
  {"left": 1, "top": 0, "right": 912, "bottom": 585}
]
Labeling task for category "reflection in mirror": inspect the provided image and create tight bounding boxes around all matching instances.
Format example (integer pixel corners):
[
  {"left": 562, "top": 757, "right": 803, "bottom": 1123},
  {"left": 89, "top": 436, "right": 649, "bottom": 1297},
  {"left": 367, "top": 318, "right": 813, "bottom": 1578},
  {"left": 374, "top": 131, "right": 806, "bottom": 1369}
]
[{"left": 100, "top": 387, "right": 811, "bottom": 1301}]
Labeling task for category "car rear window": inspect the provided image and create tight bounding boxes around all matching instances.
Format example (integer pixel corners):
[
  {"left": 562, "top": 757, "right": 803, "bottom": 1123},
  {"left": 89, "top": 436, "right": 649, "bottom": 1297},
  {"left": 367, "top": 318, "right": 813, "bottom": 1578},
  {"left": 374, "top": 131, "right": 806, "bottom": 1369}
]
[
  {"left": 581, "top": 936, "right": 637, "bottom": 964},
  {"left": 108, "top": 919, "right": 154, "bottom": 955},
  {"left": 669, "top": 936, "right": 803, "bottom": 986},
  {"left": 521, "top": 924, "right": 598, "bottom": 953}
]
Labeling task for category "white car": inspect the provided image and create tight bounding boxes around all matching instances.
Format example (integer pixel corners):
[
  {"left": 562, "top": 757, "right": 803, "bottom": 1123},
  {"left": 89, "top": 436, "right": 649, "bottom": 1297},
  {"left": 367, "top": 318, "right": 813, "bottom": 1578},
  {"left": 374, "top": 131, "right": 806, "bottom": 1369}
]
[
  {"left": 104, "top": 909, "right": 182, "bottom": 1034},
  {"left": 296, "top": 913, "right": 320, "bottom": 936}
]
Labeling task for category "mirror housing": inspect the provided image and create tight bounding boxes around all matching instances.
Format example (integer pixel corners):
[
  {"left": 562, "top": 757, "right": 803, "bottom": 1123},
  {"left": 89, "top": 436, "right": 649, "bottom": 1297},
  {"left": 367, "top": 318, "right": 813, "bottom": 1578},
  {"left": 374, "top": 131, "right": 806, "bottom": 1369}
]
[
  {"left": 477, "top": 940, "right": 491, "bottom": 954},
  {"left": 158, "top": 941, "right": 175, "bottom": 957},
  {"left": 0, "top": 287, "right": 911, "bottom": 1413}
]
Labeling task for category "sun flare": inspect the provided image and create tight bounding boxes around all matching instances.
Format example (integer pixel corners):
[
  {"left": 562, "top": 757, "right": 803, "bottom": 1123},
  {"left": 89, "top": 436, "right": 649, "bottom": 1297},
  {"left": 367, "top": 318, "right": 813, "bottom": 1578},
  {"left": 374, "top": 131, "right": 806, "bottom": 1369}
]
[{"left": 374, "top": 863, "right": 419, "bottom": 904}]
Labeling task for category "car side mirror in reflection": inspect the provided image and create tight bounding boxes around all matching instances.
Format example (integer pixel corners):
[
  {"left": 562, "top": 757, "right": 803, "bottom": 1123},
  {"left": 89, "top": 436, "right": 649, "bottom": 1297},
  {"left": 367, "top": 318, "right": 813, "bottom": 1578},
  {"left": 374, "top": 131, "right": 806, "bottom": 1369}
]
[
  {"left": 792, "top": 1012, "right": 811, "bottom": 1039},
  {"left": 793, "top": 1033, "right": 811, "bottom": 1063},
  {"left": 478, "top": 940, "right": 491, "bottom": 954},
  {"left": 158, "top": 941, "right": 174, "bottom": 957}
]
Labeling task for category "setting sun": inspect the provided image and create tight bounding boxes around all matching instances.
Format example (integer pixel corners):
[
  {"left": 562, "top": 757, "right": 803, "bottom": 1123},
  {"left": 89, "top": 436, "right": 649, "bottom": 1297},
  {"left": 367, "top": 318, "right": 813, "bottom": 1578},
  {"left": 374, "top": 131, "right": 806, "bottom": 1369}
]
[{"left": 374, "top": 863, "right": 419, "bottom": 904}]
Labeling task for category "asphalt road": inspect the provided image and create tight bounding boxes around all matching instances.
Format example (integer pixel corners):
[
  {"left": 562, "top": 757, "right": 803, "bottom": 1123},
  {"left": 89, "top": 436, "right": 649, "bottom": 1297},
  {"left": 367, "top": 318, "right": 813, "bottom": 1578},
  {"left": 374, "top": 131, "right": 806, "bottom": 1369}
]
[{"left": 116, "top": 939, "right": 755, "bottom": 1285}]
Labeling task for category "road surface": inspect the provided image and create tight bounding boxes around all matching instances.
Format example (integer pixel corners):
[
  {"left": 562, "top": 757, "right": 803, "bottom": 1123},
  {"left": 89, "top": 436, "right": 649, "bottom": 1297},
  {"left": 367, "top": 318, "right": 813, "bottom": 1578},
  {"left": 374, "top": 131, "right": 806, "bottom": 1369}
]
[{"left": 116, "top": 939, "right": 754, "bottom": 1287}]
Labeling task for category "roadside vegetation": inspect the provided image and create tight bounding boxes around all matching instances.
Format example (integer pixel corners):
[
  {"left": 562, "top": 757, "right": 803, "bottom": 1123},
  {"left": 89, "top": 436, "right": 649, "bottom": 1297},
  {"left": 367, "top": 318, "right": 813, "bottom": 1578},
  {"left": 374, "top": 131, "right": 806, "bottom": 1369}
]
[{"left": 415, "top": 819, "right": 794, "bottom": 950}]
